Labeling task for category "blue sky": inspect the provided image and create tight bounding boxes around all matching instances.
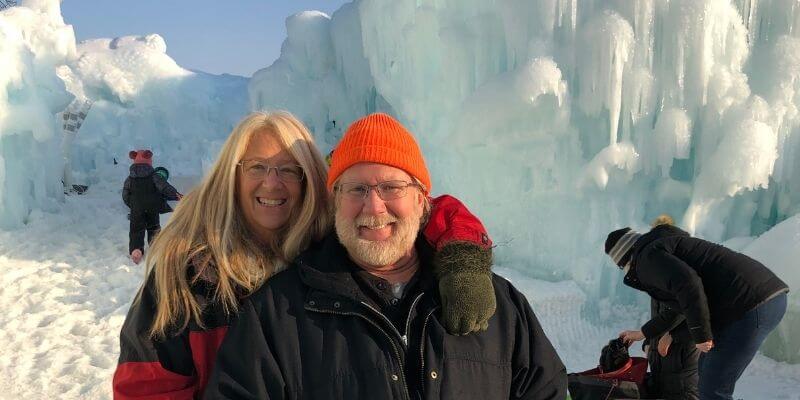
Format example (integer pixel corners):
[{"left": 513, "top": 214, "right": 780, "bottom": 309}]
[{"left": 61, "top": 0, "right": 350, "bottom": 77}]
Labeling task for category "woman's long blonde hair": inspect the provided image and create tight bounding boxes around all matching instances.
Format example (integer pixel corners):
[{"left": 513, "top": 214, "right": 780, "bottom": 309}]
[{"left": 144, "top": 111, "right": 331, "bottom": 338}]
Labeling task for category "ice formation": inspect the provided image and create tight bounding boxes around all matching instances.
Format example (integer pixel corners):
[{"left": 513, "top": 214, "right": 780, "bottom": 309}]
[
  {"left": 59, "top": 32, "right": 249, "bottom": 185},
  {"left": 0, "top": 1, "right": 248, "bottom": 228},
  {"left": 250, "top": 0, "right": 800, "bottom": 360},
  {"left": 0, "top": 0, "right": 75, "bottom": 227}
]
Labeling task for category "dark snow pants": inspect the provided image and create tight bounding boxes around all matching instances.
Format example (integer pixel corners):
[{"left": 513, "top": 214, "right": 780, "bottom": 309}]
[
  {"left": 129, "top": 210, "right": 160, "bottom": 254},
  {"left": 699, "top": 293, "right": 787, "bottom": 400}
]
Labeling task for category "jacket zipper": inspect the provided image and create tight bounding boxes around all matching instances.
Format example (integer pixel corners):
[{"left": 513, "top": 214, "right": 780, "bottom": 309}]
[
  {"left": 360, "top": 301, "right": 408, "bottom": 346},
  {"left": 418, "top": 306, "right": 438, "bottom": 393},
  {"left": 357, "top": 291, "right": 424, "bottom": 347},
  {"left": 306, "top": 306, "right": 412, "bottom": 400},
  {"left": 361, "top": 292, "right": 426, "bottom": 399},
  {"left": 403, "top": 293, "right": 426, "bottom": 345}
]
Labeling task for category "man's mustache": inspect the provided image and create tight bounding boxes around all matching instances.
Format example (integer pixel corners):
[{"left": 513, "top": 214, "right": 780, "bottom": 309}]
[{"left": 354, "top": 214, "right": 398, "bottom": 228}]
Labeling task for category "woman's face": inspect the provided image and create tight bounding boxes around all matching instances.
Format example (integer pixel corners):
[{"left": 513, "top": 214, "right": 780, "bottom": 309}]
[{"left": 236, "top": 131, "right": 303, "bottom": 243}]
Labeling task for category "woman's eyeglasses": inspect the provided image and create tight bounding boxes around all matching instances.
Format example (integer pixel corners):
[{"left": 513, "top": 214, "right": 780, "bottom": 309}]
[{"left": 237, "top": 159, "right": 305, "bottom": 182}]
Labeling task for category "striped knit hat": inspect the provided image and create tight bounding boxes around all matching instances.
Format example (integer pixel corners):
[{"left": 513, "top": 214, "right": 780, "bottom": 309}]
[
  {"left": 605, "top": 228, "right": 642, "bottom": 268},
  {"left": 327, "top": 113, "right": 431, "bottom": 193}
]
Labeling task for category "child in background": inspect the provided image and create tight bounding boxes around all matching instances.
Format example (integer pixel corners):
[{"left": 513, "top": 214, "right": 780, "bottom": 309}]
[{"left": 122, "top": 149, "right": 181, "bottom": 264}]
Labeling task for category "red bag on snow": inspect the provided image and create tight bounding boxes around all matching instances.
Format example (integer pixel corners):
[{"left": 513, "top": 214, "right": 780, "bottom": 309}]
[{"left": 568, "top": 357, "right": 648, "bottom": 400}]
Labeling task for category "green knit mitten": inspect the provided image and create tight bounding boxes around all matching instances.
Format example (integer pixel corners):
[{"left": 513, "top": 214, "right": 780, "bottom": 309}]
[{"left": 435, "top": 242, "right": 496, "bottom": 335}]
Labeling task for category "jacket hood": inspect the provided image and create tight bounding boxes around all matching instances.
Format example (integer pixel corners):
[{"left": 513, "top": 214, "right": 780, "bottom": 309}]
[
  {"left": 631, "top": 224, "right": 690, "bottom": 259},
  {"left": 294, "top": 232, "right": 436, "bottom": 302},
  {"left": 624, "top": 224, "right": 690, "bottom": 286},
  {"left": 129, "top": 163, "right": 155, "bottom": 178}
]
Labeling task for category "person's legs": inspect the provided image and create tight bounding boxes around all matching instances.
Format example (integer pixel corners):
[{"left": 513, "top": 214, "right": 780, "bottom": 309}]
[
  {"left": 129, "top": 213, "right": 146, "bottom": 254},
  {"left": 144, "top": 211, "right": 161, "bottom": 246},
  {"left": 699, "top": 294, "right": 787, "bottom": 400},
  {"left": 678, "top": 343, "right": 700, "bottom": 400}
]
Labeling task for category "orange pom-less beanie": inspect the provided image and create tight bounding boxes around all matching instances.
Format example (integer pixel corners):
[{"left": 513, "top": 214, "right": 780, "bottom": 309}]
[{"left": 326, "top": 113, "right": 431, "bottom": 194}]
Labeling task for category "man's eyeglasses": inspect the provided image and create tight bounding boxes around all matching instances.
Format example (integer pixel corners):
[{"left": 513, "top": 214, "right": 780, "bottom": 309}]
[
  {"left": 335, "top": 180, "right": 421, "bottom": 201},
  {"left": 237, "top": 159, "right": 305, "bottom": 182}
]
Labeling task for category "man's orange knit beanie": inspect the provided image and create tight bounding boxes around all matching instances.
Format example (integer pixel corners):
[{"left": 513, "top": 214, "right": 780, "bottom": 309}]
[{"left": 327, "top": 113, "right": 431, "bottom": 194}]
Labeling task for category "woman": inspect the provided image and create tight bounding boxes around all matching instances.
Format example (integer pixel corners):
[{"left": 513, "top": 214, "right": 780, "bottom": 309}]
[
  {"left": 625, "top": 215, "right": 699, "bottom": 400},
  {"left": 112, "top": 111, "right": 495, "bottom": 399},
  {"left": 606, "top": 220, "right": 789, "bottom": 400}
]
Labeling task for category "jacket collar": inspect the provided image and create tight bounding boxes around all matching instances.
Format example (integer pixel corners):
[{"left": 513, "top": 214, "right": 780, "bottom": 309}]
[
  {"left": 295, "top": 232, "right": 436, "bottom": 304},
  {"left": 295, "top": 233, "right": 373, "bottom": 304},
  {"left": 129, "top": 163, "right": 154, "bottom": 178}
]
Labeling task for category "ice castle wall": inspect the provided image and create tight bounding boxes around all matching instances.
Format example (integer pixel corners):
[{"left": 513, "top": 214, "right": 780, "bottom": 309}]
[
  {"left": 250, "top": 0, "right": 800, "bottom": 360},
  {"left": 0, "top": 1, "right": 75, "bottom": 227}
]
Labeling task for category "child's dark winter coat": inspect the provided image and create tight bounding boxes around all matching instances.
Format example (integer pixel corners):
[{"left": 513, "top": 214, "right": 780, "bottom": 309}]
[
  {"left": 122, "top": 150, "right": 180, "bottom": 254},
  {"left": 642, "top": 298, "right": 700, "bottom": 400}
]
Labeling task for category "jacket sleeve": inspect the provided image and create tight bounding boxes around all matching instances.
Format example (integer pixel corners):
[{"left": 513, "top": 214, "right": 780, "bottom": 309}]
[
  {"left": 507, "top": 282, "right": 568, "bottom": 400},
  {"left": 203, "top": 297, "right": 287, "bottom": 400},
  {"left": 153, "top": 175, "right": 180, "bottom": 200},
  {"left": 641, "top": 307, "right": 685, "bottom": 339},
  {"left": 424, "top": 194, "right": 492, "bottom": 251},
  {"left": 123, "top": 177, "right": 132, "bottom": 208},
  {"left": 113, "top": 274, "right": 197, "bottom": 399},
  {"left": 424, "top": 194, "right": 496, "bottom": 335},
  {"left": 639, "top": 251, "right": 713, "bottom": 344}
]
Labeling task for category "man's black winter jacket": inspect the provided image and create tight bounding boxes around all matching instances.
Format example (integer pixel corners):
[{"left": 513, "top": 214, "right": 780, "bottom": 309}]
[{"left": 204, "top": 234, "right": 567, "bottom": 400}]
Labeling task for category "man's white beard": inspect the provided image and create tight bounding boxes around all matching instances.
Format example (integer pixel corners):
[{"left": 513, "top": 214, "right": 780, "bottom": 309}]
[{"left": 335, "top": 210, "right": 421, "bottom": 267}]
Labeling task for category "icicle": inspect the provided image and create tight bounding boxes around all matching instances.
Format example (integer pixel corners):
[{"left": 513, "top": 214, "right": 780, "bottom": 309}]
[
  {"left": 570, "top": 0, "right": 577, "bottom": 38},
  {"left": 576, "top": 10, "right": 634, "bottom": 145}
]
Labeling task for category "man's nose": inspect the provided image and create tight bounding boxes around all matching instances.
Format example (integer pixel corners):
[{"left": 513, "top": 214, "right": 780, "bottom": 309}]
[{"left": 362, "top": 187, "right": 387, "bottom": 214}]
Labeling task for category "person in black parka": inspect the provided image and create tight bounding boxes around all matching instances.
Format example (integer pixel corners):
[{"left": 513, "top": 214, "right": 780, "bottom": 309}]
[
  {"left": 122, "top": 149, "right": 181, "bottom": 264},
  {"left": 606, "top": 220, "right": 788, "bottom": 400}
]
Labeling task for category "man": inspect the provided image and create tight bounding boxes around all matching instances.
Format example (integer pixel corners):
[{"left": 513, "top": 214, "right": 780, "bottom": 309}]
[{"left": 204, "top": 113, "right": 567, "bottom": 399}]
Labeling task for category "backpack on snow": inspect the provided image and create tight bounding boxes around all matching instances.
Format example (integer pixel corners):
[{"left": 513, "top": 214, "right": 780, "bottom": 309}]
[
  {"left": 568, "top": 338, "right": 648, "bottom": 400},
  {"left": 568, "top": 374, "right": 641, "bottom": 400}
]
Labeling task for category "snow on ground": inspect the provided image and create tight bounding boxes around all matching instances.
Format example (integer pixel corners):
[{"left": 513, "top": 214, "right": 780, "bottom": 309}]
[{"left": 0, "top": 172, "right": 797, "bottom": 399}]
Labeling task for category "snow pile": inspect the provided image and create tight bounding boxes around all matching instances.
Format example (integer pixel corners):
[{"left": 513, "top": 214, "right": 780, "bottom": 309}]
[
  {"left": 0, "top": 0, "right": 75, "bottom": 227},
  {"left": 743, "top": 214, "right": 800, "bottom": 363},
  {"left": 0, "top": 172, "right": 186, "bottom": 399},
  {"left": 59, "top": 32, "right": 249, "bottom": 187}
]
